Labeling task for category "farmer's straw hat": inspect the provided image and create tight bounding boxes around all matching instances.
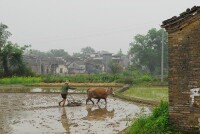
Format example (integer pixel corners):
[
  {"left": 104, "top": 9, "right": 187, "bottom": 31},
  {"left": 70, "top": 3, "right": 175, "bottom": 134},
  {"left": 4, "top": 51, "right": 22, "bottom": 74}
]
[{"left": 65, "top": 81, "right": 69, "bottom": 84}]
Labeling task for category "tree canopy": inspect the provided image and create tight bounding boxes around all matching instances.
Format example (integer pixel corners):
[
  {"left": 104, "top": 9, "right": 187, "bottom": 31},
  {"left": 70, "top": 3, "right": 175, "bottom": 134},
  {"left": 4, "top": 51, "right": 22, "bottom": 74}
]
[
  {"left": 0, "top": 23, "right": 33, "bottom": 77},
  {"left": 0, "top": 42, "right": 32, "bottom": 76},
  {"left": 129, "top": 28, "right": 168, "bottom": 75},
  {"left": 0, "top": 23, "right": 11, "bottom": 50},
  {"left": 109, "top": 61, "right": 123, "bottom": 74},
  {"left": 47, "top": 49, "right": 70, "bottom": 59},
  {"left": 81, "top": 46, "right": 95, "bottom": 55},
  {"left": 73, "top": 46, "right": 95, "bottom": 59}
]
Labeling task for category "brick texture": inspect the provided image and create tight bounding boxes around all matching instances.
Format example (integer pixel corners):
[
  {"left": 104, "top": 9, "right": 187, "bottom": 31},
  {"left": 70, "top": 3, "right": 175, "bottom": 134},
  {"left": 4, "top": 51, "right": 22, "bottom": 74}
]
[{"left": 166, "top": 15, "right": 200, "bottom": 132}]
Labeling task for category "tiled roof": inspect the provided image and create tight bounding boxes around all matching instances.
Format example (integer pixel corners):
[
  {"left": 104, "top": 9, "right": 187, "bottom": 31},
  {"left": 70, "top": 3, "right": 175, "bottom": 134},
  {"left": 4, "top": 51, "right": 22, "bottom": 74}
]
[{"left": 161, "top": 6, "right": 200, "bottom": 30}]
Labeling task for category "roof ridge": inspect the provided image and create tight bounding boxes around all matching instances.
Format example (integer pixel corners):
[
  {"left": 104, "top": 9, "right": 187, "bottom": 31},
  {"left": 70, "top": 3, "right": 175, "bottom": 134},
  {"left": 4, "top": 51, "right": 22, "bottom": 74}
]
[{"left": 162, "top": 6, "right": 200, "bottom": 28}]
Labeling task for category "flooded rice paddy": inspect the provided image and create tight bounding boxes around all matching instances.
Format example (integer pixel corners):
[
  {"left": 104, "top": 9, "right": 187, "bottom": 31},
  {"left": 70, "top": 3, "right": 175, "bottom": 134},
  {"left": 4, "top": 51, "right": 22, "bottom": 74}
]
[{"left": 0, "top": 87, "right": 151, "bottom": 134}]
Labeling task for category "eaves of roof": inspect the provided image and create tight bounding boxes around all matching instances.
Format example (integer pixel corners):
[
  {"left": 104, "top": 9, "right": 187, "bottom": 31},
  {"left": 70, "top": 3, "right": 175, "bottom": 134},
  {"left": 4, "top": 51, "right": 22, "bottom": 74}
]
[{"left": 161, "top": 6, "right": 200, "bottom": 32}]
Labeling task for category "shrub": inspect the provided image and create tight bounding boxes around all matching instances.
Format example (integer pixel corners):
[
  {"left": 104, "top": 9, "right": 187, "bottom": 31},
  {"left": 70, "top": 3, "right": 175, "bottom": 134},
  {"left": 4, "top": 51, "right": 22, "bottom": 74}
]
[
  {"left": 41, "top": 75, "right": 66, "bottom": 83},
  {"left": 65, "top": 74, "right": 121, "bottom": 83},
  {"left": 126, "top": 101, "right": 178, "bottom": 134},
  {"left": 140, "top": 74, "right": 153, "bottom": 82},
  {"left": 116, "top": 77, "right": 133, "bottom": 84}
]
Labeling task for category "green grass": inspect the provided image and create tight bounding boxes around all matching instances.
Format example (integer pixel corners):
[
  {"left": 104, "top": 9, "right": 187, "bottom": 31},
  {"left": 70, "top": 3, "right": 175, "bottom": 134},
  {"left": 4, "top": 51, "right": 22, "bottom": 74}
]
[
  {"left": 0, "top": 76, "right": 42, "bottom": 84},
  {"left": 123, "top": 86, "right": 168, "bottom": 102},
  {"left": 40, "top": 74, "right": 121, "bottom": 83},
  {"left": 126, "top": 101, "right": 182, "bottom": 134}
]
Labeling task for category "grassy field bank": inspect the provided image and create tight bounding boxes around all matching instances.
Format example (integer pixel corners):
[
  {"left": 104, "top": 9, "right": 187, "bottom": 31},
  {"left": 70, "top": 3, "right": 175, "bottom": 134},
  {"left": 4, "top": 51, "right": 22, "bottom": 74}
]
[
  {"left": 123, "top": 86, "right": 168, "bottom": 102},
  {"left": 0, "top": 76, "right": 41, "bottom": 84}
]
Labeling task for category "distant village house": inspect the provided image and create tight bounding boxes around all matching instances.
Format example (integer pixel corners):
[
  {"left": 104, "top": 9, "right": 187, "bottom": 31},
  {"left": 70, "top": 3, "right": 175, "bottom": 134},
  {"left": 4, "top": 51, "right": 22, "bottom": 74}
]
[{"left": 23, "top": 51, "right": 130, "bottom": 75}]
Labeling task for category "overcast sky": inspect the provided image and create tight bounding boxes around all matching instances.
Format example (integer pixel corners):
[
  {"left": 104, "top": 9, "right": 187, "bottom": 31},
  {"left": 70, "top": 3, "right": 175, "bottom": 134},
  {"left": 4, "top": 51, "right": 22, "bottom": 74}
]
[{"left": 0, "top": 0, "right": 199, "bottom": 55}]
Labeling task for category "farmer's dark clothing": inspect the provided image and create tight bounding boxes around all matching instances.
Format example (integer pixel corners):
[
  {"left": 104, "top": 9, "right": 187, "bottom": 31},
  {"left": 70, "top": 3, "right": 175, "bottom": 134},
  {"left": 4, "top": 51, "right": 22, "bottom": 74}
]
[
  {"left": 61, "top": 94, "right": 67, "bottom": 99},
  {"left": 59, "top": 83, "right": 76, "bottom": 106},
  {"left": 61, "top": 84, "right": 70, "bottom": 99},
  {"left": 61, "top": 84, "right": 70, "bottom": 94}
]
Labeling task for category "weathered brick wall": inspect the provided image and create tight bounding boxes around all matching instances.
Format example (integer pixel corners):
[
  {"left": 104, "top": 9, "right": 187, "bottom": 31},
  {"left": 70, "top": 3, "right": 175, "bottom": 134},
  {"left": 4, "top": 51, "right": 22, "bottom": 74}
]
[{"left": 168, "top": 16, "right": 200, "bottom": 131}]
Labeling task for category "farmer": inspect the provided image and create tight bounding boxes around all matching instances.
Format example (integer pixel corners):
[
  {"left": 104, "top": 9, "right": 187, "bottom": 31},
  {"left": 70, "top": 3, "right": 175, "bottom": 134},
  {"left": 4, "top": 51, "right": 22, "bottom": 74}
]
[{"left": 59, "top": 81, "right": 76, "bottom": 107}]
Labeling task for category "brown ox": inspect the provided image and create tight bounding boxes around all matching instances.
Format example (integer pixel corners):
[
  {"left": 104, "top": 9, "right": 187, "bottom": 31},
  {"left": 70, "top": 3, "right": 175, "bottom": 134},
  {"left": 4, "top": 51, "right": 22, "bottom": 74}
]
[{"left": 86, "top": 87, "right": 113, "bottom": 104}]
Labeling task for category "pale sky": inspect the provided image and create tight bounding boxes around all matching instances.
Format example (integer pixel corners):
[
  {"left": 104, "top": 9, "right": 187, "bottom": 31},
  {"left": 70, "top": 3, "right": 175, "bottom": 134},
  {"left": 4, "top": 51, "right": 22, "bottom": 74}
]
[{"left": 0, "top": 0, "right": 199, "bottom": 55}]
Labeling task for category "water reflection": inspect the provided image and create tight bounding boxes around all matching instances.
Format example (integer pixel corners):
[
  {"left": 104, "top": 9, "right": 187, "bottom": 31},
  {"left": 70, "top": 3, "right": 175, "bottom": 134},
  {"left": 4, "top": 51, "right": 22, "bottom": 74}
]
[
  {"left": 60, "top": 107, "right": 70, "bottom": 134},
  {"left": 83, "top": 105, "right": 114, "bottom": 121},
  {"left": 0, "top": 87, "right": 31, "bottom": 92},
  {"left": 0, "top": 93, "right": 151, "bottom": 134},
  {"left": 0, "top": 87, "right": 61, "bottom": 93},
  {"left": 31, "top": 87, "right": 60, "bottom": 92}
]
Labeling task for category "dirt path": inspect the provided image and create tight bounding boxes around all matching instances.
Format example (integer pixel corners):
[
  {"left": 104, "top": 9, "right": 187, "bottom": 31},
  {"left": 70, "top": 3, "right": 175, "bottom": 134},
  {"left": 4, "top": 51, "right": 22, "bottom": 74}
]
[{"left": 0, "top": 93, "right": 150, "bottom": 134}]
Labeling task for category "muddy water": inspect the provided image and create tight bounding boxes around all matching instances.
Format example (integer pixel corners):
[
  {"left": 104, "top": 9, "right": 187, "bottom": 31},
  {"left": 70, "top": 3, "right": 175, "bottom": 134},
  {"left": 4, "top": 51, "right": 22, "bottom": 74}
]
[{"left": 0, "top": 91, "right": 151, "bottom": 134}]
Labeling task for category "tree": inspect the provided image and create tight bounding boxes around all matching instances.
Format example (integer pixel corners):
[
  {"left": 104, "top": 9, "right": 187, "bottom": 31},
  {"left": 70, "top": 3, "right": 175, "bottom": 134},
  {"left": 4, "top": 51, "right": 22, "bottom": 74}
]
[
  {"left": 47, "top": 49, "right": 70, "bottom": 59},
  {"left": 0, "top": 23, "right": 11, "bottom": 50},
  {"left": 24, "top": 49, "right": 47, "bottom": 57},
  {"left": 73, "top": 46, "right": 95, "bottom": 59},
  {"left": 25, "top": 49, "right": 71, "bottom": 59},
  {"left": 81, "top": 46, "right": 95, "bottom": 55},
  {"left": 0, "top": 23, "right": 12, "bottom": 73},
  {"left": 109, "top": 61, "right": 123, "bottom": 74},
  {"left": 0, "top": 42, "right": 33, "bottom": 76},
  {"left": 72, "top": 52, "right": 82, "bottom": 58},
  {"left": 129, "top": 28, "right": 168, "bottom": 75}
]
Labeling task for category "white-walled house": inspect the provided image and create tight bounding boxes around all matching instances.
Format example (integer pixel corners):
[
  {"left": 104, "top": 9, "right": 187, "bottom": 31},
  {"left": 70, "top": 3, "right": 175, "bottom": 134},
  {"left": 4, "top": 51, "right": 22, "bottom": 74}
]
[
  {"left": 23, "top": 55, "right": 68, "bottom": 75},
  {"left": 67, "top": 59, "right": 86, "bottom": 74},
  {"left": 55, "top": 64, "right": 68, "bottom": 75}
]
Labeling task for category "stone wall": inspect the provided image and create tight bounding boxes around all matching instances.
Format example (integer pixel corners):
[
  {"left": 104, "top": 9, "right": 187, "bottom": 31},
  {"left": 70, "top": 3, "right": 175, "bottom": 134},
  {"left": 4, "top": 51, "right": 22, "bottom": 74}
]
[{"left": 167, "top": 15, "right": 200, "bottom": 132}]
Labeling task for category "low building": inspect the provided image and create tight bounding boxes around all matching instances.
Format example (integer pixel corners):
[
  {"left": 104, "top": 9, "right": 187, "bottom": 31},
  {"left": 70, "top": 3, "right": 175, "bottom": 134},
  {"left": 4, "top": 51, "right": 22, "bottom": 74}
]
[
  {"left": 67, "top": 59, "right": 86, "bottom": 74},
  {"left": 86, "top": 51, "right": 129, "bottom": 73},
  {"left": 23, "top": 55, "right": 68, "bottom": 75}
]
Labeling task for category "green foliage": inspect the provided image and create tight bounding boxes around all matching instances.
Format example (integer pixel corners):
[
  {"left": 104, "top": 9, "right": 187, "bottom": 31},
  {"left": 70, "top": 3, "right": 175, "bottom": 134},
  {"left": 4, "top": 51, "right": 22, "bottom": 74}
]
[
  {"left": 40, "top": 74, "right": 121, "bottom": 83},
  {"left": 117, "top": 77, "right": 133, "bottom": 84},
  {"left": 65, "top": 74, "right": 121, "bottom": 83},
  {"left": 123, "top": 86, "right": 168, "bottom": 102},
  {"left": 81, "top": 46, "right": 95, "bottom": 55},
  {"left": 0, "top": 23, "right": 34, "bottom": 77},
  {"left": 139, "top": 74, "right": 153, "bottom": 82},
  {"left": 117, "top": 66, "right": 154, "bottom": 84},
  {"left": 129, "top": 28, "right": 168, "bottom": 75},
  {"left": 126, "top": 101, "right": 180, "bottom": 134},
  {"left": 25, "top": 49, "right": 71, "bottom": 59},
  {"left": 0, "top": 76, "right": 41, "bottom": 84},
  {"left": 0, "top": 23, "right": 11, "bottom": 75},
  {"left": 0, "top": 42, "right": 33, "bottom": 77},
  {"left": 0, "top": 23, "right": 11, "bottom": 49},
  {"left": 73, "top": 46, "right": 95, "bottom": 59},
  {"left": 24, "top": 49, "right": 47, "bottom": 57},
  {"left": 109, "top": 61, "right": 123, "bottom": 74},
  {"left": 0, "top": 73, "right": 157, "bottom": 84},
  {"left": 41, "top": 75, "right": 67, "bottom": 83},
  {"left": 47, "top": 49, "right": 70, "bottom": 59}
]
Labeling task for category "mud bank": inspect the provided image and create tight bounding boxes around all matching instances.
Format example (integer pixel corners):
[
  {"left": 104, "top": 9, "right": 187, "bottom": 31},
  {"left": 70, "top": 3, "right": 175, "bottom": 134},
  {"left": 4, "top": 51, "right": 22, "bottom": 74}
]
[{"left": 0, "top": 93, "right": 150, "bottom": 134}]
